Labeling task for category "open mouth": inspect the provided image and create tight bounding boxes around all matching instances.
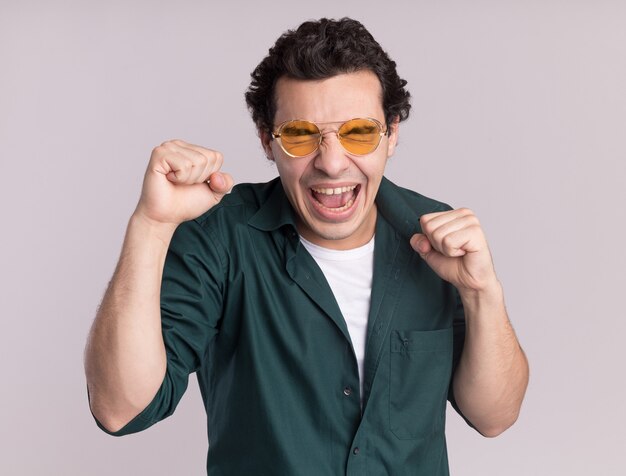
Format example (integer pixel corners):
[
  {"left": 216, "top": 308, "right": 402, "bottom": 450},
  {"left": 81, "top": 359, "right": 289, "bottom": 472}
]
[{"left": 310, "top": 184, "right": 360, "bottom": 212}]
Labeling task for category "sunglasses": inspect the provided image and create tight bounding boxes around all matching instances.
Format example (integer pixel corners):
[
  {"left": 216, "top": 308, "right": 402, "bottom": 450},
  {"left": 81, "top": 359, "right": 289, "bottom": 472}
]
[{"left": 271, "top": 117, "right": 388, "bottom": 158}]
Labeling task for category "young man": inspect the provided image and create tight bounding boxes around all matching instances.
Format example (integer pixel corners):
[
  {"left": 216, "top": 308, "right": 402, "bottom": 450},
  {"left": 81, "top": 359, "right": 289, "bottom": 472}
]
[{"left": 85, "top": 18, "right": 528, "bottom": 475}]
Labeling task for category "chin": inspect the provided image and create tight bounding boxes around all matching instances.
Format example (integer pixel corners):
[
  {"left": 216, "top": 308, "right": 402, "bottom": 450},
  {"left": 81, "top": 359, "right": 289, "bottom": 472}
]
[
  {"left": 302, "top": 219, "right": 365, "bottom": 246},
  {"left": 312, "top": 226, "right": 355, "bottom": 241}
]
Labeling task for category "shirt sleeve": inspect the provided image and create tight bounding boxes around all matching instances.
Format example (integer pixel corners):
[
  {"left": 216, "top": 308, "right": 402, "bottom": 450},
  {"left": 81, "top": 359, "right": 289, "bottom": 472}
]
[
  {"left": 91, "top": 218, "right": 226, "bottom": 436},
  {"left": 446, "top": 286, "right": 478, "bottom": 430}
]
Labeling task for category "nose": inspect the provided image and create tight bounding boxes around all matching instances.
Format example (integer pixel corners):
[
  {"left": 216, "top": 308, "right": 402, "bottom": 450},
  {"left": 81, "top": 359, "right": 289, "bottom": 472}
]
[{"left": 313, "top": 132, "right": 351, "bottom": 177}]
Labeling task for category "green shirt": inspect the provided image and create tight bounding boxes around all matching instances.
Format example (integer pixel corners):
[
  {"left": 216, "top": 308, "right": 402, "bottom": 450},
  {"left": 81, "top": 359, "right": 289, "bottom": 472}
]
[{"left": 93, "top": 176, "right": 469, "bottom": 475}]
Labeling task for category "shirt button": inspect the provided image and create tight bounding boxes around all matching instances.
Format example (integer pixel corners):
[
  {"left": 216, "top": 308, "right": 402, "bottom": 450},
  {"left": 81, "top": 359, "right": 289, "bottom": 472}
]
[
  {"left": 343, "top": 386, "right": 352, "bottom": 396},
  {"left": 353, "top": 447, "right": 360, "bottom": 455}
]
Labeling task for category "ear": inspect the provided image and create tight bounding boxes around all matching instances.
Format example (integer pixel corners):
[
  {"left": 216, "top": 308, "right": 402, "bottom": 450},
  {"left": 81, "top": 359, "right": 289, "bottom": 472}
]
[
  {"left": 386, "top": 116, "right": 400, "bottom": 158},
  {"left": 260, "top": 130, "right": 275, "bottom": 161}
]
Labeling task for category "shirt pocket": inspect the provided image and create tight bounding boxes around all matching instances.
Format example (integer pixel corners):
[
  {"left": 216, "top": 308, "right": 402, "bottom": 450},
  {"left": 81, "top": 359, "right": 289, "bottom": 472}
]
[{"left": 389, "top": 328, "right": 454, "bottom": 440}]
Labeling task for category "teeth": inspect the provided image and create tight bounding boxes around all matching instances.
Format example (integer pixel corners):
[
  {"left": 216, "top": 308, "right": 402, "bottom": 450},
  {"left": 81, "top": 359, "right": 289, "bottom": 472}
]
[
  {"left": 318, "top": 197, "right": 355, "bottom": 212},
  {"left": 311, "top": 185, "right": 357, "bottom": 195}
]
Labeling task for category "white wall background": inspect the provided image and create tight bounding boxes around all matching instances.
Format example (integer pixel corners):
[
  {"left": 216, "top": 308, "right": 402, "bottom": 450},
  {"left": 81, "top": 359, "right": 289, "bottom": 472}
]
[{"left": 1, "top": 1, "right": 624, "bottom": 474}]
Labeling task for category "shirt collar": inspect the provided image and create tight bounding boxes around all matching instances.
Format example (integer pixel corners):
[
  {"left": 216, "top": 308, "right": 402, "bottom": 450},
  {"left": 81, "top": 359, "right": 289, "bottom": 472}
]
[
  {"left": 248, "top": 177, "right": 298, "bottom": 232},
  {"left": 375, "top": 176, "right": 424, "bottom": 241}
]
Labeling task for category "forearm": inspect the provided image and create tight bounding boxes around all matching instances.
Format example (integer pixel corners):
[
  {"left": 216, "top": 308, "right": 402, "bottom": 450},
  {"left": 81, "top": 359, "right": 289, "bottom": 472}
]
[
  {"left": 84, "top": 213, "right": 177, "bottom": 432},
  {"left": 452, "top": 281, "right": 529, "bottom": 437}
]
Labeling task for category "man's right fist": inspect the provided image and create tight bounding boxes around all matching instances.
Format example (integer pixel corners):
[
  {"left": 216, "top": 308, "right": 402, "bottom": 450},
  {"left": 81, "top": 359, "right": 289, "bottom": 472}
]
[{"left": 134, "top": 140, "right": 234, "bottom": 227}]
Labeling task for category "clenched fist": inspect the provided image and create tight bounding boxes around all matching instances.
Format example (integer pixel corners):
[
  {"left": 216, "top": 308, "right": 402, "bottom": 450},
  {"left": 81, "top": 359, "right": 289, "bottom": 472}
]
[
  {"left": 410, "top": 208, "right": 499, "bottom": 294},
  {"left": 133, "top": 140, "right": 234, "bottom": 227}
]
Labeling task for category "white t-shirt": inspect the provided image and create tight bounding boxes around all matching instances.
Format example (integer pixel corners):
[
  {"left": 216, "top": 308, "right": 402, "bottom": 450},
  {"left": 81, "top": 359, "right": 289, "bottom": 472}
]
[{"left": 299, "top": 235, "right": 375, "bottom": 402}]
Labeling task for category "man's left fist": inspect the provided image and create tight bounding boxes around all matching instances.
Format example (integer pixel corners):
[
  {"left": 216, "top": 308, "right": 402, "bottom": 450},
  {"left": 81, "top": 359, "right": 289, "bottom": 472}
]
[{"left": 410, "top": 208, "right": 499, "bottom": 294}]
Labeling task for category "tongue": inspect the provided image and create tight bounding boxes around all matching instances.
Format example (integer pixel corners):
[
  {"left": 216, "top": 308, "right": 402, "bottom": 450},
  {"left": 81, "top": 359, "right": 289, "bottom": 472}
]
[{"left": 313, "top": 189, "right": 355, "bottom": 209}]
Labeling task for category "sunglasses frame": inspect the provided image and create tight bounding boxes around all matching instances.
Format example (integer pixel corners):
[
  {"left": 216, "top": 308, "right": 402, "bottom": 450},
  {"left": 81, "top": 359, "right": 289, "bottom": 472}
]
[{"left": 271, "top": 117, "right": 388, "bottom": 158}]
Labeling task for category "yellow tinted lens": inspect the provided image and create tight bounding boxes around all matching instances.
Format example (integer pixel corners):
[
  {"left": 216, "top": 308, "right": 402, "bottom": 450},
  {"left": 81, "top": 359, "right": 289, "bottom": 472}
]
[
  {"left": 338, "top": 118, "right": 383, "bottom": 155},
  {"left": 278, "top": 120, "right": 320, "bottom": 156}
]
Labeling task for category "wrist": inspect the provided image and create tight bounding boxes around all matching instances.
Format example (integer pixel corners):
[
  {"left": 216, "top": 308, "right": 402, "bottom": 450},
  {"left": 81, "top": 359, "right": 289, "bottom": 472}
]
[
  {"left": 129, "top": 212, "right": 179, "bottom": 247},
  {"left": 458, "top": 279, "right": 505, "bottom": 313}
]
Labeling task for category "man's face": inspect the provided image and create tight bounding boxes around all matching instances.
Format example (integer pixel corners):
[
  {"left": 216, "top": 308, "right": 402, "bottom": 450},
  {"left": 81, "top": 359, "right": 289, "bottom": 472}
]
[{"left": 262, "top": 70, "right": 399, "bottom": 250}]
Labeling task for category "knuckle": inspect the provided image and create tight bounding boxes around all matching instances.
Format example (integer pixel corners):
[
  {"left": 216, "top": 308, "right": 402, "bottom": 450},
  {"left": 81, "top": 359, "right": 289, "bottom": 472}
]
[
  {"left": 159, "top": 139, "right": 176, "bottom": 148},
  {"left": 470, "top": 223, "right": 484, "bottom": 236},
  {"left": 214, "top": 151, "right": 224, "bottom": 167},
  {"left": 441, "top": 235, "right": 457, "bottom": 254},
  {"left": 152, "top": 143, "right": 166, "bottom": 154},
  {"left": 442, "top": 233, "right": 455, "bottom": 248},
  {"left": 429, "top": 226, "right": 442, "bottom": 242},
  {"left": 154, "top": 141, "right": 178, "bottom": 156},
  {"left": 421, "top": 220, "right": 433, "bottom": 234},
  {"left": 197, "top": 157, "right": 209, "bottom": 171},
  {"left": 198, "top": 152, "right": 209, "bottom": 165},
  {"left": 151, "top": 144, "right": 171, "bottom": 160}
]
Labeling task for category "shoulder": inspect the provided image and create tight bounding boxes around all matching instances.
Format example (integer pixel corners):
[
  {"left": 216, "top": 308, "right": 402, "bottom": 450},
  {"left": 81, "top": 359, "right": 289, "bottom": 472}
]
[
  {"left": 172, "top": 179, "right": 280, "bottom": 251},
  {"left": 189, "top": 179, "right": 281, "bottom": 238},
  {"left": 195, "top": 179, "right": 278, "bottom": 226},
  {"left": 377, "top": 177, "right": 453, "bottom": 236}
]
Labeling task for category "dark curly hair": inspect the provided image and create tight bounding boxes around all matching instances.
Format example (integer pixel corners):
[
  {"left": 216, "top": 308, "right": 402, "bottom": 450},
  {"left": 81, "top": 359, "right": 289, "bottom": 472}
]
[{"left": 245, "top": 17, "right": 411, "bottom": 135}]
